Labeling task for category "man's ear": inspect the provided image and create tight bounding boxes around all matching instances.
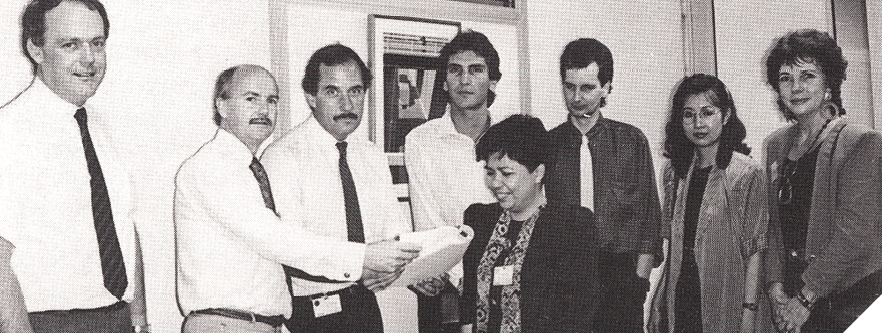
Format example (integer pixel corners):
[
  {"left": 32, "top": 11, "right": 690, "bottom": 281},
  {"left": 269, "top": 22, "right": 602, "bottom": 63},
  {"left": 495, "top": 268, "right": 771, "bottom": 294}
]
[
  {"left": 489, "top": 80, "right": 498, "bottom": 93},
  {"left": 304, "top": 93, "right": 317, "bottom": 110},
  {"left": 215, "top": 98, "right": 229, "bottom": 119},
  {"left": 601, "top": 82, "right": 612, "bottom": 98},
  {"left": 26, "top": 39, "right": 44, "bottom": 65}
]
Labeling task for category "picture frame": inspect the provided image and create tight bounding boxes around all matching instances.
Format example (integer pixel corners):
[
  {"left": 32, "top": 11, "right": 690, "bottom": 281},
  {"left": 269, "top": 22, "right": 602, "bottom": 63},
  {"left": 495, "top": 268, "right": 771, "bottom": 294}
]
[{"left": 368, "top": 15, "right": 461, "bottom": 156}]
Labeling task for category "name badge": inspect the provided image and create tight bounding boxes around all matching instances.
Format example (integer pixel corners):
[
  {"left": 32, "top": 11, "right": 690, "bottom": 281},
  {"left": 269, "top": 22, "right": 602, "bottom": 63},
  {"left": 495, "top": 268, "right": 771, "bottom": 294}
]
[
  {"left": 493, "top": 265, "right": 514, "bottom": 286},
  {"left": 312, "top": 294, "right": 342, "bottom": 318}
]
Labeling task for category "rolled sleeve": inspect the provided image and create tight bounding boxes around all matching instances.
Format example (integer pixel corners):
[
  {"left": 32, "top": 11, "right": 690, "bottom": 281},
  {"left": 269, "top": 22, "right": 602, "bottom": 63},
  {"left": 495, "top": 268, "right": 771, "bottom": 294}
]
[{"left": 739, "top": 165, "right": 769, "bottom": 259}]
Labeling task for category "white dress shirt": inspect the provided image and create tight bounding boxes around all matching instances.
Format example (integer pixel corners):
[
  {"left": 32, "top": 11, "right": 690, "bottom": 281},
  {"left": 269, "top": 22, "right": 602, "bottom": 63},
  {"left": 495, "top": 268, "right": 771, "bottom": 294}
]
[
  {"left": 404, "top": 114, "right": 496, "bottom": 232},
  {"left": 262, "top": 116, "right": 410, "bottom": 296},
  {"left": 175, "top": 129, "right": 366, "bottom": 317},
  {"left": 0, "top": 80, "right": 138, "bottom": 312}
]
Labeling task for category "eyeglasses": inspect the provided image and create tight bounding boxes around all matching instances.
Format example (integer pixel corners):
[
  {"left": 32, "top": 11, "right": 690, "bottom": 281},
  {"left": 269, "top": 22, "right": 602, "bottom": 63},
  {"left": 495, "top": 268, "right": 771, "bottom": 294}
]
[{"left": 681, "top": 108, "right": 721, "bottom": 124}]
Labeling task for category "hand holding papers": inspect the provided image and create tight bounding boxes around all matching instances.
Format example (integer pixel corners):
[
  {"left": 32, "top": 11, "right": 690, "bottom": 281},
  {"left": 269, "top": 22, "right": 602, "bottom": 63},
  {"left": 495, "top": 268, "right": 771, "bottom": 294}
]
[
  {"left": 390, "top": 225, "right": 474, "bottom": 288},
  {"left": 362, "top": 240, "right": 421, "bottom": 292}
]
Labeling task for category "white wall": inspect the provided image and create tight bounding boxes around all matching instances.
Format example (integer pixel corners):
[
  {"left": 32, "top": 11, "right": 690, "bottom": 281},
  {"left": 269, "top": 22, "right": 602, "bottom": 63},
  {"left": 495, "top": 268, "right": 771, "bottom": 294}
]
[{"left": 1, "top": 1, "right": 272, "bottom": 332}]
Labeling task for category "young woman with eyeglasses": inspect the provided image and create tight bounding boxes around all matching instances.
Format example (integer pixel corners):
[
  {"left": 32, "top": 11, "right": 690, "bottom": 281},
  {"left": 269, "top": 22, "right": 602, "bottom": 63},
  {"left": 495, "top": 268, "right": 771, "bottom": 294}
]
[
  {"left": 763, "top": 29, "right": 882, "bottom": 333},
  {"left": 648, "top": 74, "right": 769, "bottom": 333}
]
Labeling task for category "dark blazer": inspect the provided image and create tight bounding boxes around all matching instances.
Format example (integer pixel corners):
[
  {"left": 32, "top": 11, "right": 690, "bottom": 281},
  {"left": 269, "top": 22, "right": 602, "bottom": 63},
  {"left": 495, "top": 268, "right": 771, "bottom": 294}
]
[{"left": 460, "top": 202, "right": 599, "bottom": 332}]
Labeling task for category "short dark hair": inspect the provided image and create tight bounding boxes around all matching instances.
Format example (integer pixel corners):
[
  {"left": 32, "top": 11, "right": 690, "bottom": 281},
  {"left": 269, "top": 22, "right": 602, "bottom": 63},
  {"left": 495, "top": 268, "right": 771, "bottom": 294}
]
[
  {"left": 560, "top": 38, "right": 613, "bottom": 108},
  {"left": 664, "top": 74, "right": 751, "bottom": 179},
  {"left": 212, "top": 66, "right": 240, "bottom": 126},
  {"left": 765, "top": 29, "right": 847, "bottom": 120},
  {"left": 475, "top": 114, "right": 549, "bottom": 172},
  {"left": 21, "top": 0, "right": 110, "bottom": 75},
  {"left": 439, "top": 30, "right": 501, "bottom": 107},
  {"left": 302, "top": 43, "right": 372, "bottom": 96}
]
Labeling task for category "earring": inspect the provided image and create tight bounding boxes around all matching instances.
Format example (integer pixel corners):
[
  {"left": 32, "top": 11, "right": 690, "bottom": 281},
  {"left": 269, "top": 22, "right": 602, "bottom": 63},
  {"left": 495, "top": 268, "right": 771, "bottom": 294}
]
[{"left": 825, "top": 91, "right": 831, "bottom": 101}]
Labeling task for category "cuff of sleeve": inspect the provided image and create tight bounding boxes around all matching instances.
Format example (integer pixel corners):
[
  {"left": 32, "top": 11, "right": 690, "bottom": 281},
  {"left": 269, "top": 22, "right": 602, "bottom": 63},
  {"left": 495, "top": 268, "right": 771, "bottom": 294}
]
[
  {"left": 447, "top": 261, "right": 463, "bottom": 292},
  {"left": 336, "top": 242, "right": 366, "bottom": 282},
  {"left": 639, "top": 240, "right": 664, "bottom": 267},
  {"left": 741, "top": 237, "right": 766, "bottom": 259}
]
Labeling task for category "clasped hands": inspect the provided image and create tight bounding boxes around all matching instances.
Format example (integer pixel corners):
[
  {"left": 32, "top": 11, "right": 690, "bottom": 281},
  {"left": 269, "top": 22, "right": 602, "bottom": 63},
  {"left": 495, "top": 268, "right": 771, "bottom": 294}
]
[
  {"left": 360, "top": 239, "right": 421, "bottom": 292},
  {"left": 769, "top": 282, "right": 812, "bottom": 333}
]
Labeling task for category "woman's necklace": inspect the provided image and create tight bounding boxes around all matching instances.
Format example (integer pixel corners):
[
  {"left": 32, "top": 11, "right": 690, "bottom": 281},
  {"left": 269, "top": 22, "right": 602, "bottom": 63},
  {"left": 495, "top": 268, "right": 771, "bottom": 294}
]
[{"left": 788, "top": 118, "right": 832, "bottom": 160}]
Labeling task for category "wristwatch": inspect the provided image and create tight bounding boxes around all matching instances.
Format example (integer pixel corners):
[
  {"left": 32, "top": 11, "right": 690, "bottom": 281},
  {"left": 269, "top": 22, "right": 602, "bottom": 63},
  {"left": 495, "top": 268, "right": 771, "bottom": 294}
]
[{"left": 133, "top": 324, "right": 150, "bottom": 333}]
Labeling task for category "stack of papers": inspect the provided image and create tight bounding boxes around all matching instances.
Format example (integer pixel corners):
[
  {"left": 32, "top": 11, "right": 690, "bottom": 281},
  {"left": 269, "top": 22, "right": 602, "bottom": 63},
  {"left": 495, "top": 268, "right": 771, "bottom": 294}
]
[{"left": 390, "top": 225, "right": 474, "bottom": 287}]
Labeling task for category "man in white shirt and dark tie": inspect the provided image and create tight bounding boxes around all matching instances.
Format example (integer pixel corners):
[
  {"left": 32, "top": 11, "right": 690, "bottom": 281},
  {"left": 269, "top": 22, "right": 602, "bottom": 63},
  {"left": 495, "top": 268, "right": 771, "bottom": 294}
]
[
  {"left": 0, "top": 1, "right": 147, "bottom": 332},
  {"left": 175, "top": 64, "right": 418, "bottom": 333},
  {"left": 263, "top": 43, "right": 420, "bottom": 333}
]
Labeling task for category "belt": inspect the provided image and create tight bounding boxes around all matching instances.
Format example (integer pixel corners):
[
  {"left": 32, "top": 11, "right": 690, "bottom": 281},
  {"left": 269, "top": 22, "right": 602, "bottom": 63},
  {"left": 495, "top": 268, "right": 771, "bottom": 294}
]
[
  {"left": 191, "top": 308, "right": 286, "bottom": 327},
  {"left": 294, "top": 284, "right": 359, "bottom": 300},
  {"left": 29, "top": 301, "right": 128, "bottom": 315}
]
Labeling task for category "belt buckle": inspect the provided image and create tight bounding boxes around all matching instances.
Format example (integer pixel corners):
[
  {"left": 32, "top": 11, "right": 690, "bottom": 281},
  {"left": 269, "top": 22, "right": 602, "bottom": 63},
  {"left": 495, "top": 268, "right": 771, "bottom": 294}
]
[{"left": 249, "top": 311, "right": 256, "bottom": 323}]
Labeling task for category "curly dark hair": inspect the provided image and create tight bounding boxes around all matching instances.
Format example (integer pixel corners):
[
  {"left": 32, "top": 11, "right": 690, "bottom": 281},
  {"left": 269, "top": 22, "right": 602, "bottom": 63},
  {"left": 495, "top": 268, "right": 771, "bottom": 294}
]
[
  {"left": 664, "top": 74, "right": 751, "bottom": 179},
  {"left": 475, "top": 114, "right": 549, "bottom": 173},
  {"left": 765, "top": 29, "right": 847, "bottom": 120}
]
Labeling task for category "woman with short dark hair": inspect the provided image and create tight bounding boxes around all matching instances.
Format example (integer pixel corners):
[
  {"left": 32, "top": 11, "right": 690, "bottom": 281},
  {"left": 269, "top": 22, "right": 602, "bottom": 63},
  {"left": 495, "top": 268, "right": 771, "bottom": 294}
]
[
  {"left": 648, "top": 74, "right": 768, "bottom": 333},
  {"left": 764, "top": 29, "right": 882, "bottom": 333},
  {"left": 460, "top": 114, "right": 598, "bottom": 332}
]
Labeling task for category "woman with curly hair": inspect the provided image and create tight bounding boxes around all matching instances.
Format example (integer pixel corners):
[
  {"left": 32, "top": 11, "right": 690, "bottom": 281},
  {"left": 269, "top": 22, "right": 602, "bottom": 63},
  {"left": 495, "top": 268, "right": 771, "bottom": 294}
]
[{"left": 763, "top": 29, "right": 882, "bottom": 333}]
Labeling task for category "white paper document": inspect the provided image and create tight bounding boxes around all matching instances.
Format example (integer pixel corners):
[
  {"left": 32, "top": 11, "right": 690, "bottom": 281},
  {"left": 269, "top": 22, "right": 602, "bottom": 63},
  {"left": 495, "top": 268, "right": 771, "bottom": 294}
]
[{"left": 390, "top": 225, "right": 474, "bottom": 288}]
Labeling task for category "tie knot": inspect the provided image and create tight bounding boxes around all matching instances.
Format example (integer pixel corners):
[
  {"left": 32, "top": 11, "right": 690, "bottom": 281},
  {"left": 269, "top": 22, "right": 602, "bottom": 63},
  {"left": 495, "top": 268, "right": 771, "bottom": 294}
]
[
  {"left": 336, "top": 141, "right": 348, "bottom": 155},
  {"left": 74, "top": 107, "right": 87, "bottom": 124}
]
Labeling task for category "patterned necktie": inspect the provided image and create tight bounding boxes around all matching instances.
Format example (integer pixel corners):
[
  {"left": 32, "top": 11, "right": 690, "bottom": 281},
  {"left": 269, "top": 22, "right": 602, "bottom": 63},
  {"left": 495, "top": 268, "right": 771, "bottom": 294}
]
[
  {"left": 249, "top": 157, "right": 278, "bottom": 216},
  {"left": 74, "top": 107, "right": 127, "bottom": 300},
  {"left": 336, "top": 141, "right": 364, "bottom": 243}
]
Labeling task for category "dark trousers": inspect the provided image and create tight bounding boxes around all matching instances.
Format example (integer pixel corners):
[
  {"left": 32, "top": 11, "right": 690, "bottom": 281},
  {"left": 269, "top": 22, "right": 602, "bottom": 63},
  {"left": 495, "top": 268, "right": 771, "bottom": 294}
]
[
  {"left": 593, "top": 252, "right": 649, "bottom": 333},
  {"left": 785, "top": 257, "right": 882, "bottom": 333},
  {"left": 286, "top": 284, "right": 383, "bottom": 333},
  {"left": 416, "top": 282, "right": 460, "bottom": 333},
  {"left": 29, "top": 301, "right": 131, "bottom": 333}
]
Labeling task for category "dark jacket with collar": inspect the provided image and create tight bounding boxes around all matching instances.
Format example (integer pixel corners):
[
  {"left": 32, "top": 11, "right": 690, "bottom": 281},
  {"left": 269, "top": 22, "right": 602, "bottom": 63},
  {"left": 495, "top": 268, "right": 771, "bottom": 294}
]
[{"left": 460, "top": 202, "right": 598, "bottom": 332}]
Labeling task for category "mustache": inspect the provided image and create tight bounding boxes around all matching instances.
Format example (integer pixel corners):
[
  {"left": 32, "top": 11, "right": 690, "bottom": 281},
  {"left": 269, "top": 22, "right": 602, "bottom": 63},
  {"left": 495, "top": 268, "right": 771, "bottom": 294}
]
[
  {"left": 249, "top": 117, "right": 272, "bottom": 125},
  {"left": 333, "top": 113, "right": 358, "bottom": 121}
]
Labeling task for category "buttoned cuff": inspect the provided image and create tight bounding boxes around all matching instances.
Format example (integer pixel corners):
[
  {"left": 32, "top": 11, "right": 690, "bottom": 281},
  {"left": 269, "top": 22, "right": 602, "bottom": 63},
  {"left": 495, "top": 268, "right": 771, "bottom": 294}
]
[{"left": 335, "top": 242, "right": 366, "bottom": 282}]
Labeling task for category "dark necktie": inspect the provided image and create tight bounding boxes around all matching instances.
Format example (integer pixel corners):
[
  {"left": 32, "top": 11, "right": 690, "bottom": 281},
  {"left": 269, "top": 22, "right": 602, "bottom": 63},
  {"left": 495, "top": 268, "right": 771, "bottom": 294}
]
[
  {"left": 249, "top": 157, "right": 278, "bottom": 216},
  {"left": 74, "top": 107, "right": 127, "bottom": 300},
  {"left": 336, "top": 141, "right": 365, "bottom": 243}
]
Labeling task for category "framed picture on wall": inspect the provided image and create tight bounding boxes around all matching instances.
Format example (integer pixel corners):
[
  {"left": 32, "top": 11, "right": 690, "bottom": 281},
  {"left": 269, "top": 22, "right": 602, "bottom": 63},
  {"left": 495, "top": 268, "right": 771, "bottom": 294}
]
[
  {"left": 449, "top": 0, "right": 515, "bottom": 8},
  {"left": 368, "top": 15, "right": 460, "bottom": 156}
]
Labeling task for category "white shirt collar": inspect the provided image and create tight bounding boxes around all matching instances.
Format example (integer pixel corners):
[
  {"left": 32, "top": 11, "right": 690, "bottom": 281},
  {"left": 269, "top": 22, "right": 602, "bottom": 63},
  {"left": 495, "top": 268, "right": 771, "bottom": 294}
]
[
  {"left": 213, "top": 128, "right": 260, "bottom": 164},
  {"left": 29, "top": 78, "right": 89, "bottom": 119}
]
